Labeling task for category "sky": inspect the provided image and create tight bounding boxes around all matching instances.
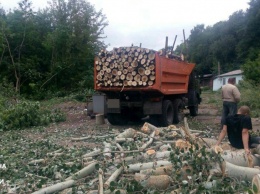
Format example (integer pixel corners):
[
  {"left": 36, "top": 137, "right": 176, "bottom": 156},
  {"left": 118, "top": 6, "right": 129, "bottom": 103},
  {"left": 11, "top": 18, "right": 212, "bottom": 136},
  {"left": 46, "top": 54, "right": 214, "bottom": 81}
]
[{"left": 1, "top": 0, "right": 250, "bottom": 51}]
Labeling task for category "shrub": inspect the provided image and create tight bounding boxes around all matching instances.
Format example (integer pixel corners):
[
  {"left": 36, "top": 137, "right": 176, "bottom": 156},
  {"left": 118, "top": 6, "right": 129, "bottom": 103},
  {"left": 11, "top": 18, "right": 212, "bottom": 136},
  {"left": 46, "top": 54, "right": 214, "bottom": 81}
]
[
  {"left": 0, "top": 100, "right": 66, "bottom": 131},
  {"left": 238, "top": 80, "right": 260, "bottom": 117}
]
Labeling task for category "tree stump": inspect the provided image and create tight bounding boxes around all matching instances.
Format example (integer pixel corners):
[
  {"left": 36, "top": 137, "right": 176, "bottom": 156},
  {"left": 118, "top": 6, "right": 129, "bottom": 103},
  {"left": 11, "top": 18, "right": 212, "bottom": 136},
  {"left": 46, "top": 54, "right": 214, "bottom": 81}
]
[{"left": 96, "top": 114, "right": 105, "bottom": 125}]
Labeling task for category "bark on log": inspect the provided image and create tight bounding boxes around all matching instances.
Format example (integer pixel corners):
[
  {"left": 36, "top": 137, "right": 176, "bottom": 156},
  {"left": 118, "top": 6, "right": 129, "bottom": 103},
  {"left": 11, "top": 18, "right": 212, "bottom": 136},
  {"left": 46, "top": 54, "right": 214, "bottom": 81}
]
[
  {"left": 103, "top": 142, "right": 112, "bottom": 160},
  {"left": 66, "top": 162, "right": 97, "bottom": 180},
  {"left": 221, "top": 150, "right": 260, "bottom": 167},
  {"left": 252, "top": 174, "right": 260, "bottom": 193},
  {"left": 134, "top": 174, "right": 172, "bottom": 190},
  {"left": 141, "top": 122, "right": 160, "bottom": 135},
  {"left": 98, "top": 168, "right": 104, "bottom": 194},
  {"left": 223, "top": 161, "right": 260, "bottom": 181},
  {"left": 71, "top": 136, "right": 91, "bottom": 141},
  {"left": 116, "top": 128, "right": 136, "bottom": 138},
  {"left": 83, "top": 149, "right": 101, "bottom": 158},
  {"left": 140, "top": 165, "right": 173, "bottom": 175},
  {"left": 96, "top": 114, "right": 105, "bottom": 125},
  {"left": 115, "top": 138, "right": 134, "bottom": 143},
  {"left": 31, "top": 180, "right": 75, "bottom": 194},
  {"left": 104, "top": 166, "right": 124, "bottom": 189},
  {"left": 115, "top": 150, "right": 171, "bottom": 164},
  {"left": 28, "top": 159, "right": 46, "bottom": 165},
  {"left": 126, "top": 161, "right": 172, "bottom": 172},
  {"left": 139, "top": 131, "right": 155, "bottom": 151}
]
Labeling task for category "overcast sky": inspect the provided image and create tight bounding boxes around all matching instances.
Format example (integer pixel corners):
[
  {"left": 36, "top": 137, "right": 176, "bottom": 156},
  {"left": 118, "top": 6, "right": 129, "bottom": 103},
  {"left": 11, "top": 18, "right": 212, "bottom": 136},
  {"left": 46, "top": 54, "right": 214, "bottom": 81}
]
[{"left": 1, "top": 0, "right": 250, "bottom": 51}]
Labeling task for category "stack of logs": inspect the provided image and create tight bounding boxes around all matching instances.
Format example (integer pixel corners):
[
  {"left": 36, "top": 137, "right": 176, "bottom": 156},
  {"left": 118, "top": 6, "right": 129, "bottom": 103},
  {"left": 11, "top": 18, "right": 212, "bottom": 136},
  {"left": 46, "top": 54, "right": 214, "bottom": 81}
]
[{"left": 95, "top": 47, "right": 156, "bottom": 87}]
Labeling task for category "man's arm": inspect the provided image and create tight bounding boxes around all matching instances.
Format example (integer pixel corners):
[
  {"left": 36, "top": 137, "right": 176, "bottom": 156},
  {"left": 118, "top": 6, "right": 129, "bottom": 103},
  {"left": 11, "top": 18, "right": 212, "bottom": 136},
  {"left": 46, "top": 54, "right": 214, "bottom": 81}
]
[
  {"left": 242, "top": 128, "right": 250, "bottom": 154},
  {"left": 233, "top": 87, "right": 241, "bottom": 102},
  {"left": 216, "top": 125, "right": 227, "bottom": 146}
]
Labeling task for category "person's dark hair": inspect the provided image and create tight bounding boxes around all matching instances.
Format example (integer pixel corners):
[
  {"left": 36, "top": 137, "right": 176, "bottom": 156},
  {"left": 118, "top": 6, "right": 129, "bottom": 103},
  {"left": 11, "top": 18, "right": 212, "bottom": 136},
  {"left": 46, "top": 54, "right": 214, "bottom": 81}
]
[
  {"left": 238, "top": 106, "right": 250, "bottom": 115},
  {"left": 228, "top": 77, "right": 236, "bottom": 84}
]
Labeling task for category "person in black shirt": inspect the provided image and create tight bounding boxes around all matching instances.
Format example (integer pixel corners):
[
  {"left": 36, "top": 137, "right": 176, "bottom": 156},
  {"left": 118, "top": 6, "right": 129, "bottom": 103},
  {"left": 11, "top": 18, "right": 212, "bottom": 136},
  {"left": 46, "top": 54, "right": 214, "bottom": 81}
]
[{"left": 216, "top": 106, "right": 259, "bottom": 155}]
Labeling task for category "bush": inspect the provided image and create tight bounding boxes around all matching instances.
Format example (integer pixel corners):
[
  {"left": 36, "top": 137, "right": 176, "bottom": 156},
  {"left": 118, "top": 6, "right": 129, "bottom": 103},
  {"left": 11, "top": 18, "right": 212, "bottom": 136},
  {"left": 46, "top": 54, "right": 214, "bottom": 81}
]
[
  {"left": 0, "top": 100, "right": 66, "bottom": 131},
  {"left": 238, "top": 80, "right": 260, "bottom": 117}
]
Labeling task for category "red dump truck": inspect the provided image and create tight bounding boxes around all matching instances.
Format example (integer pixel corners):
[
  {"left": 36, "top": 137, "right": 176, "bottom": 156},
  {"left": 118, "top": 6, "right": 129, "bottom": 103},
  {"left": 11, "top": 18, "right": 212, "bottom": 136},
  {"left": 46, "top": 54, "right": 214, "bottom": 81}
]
[{"left": 93, "top": 46, "right": 201, "bottom": 126}]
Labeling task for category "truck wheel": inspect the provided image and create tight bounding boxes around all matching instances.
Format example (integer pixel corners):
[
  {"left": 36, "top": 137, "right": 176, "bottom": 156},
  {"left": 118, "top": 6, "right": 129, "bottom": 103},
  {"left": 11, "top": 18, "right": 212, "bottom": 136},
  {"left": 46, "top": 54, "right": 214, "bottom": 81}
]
[
  {"left": 158, "top": 100, "right": 174, "bottom": 127},
  {"left": 173, "top": 99, "right": 184, "bottom": 124},
  {"left": 189, "top": 105, "right": 198, "bottom": 116},
  {"left": 107, "top": 113, "right": 127, "bottom": 125}
]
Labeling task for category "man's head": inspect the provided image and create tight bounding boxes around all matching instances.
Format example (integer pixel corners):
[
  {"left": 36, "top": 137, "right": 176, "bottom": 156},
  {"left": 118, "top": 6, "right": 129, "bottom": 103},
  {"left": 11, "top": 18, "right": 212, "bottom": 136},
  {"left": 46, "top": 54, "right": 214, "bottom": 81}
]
[
  {"left": 228, "top": 77, "right": 236, "bottom": 85},
  {"left": 238, "top": 106, "right": 250, "bottom": 115}
]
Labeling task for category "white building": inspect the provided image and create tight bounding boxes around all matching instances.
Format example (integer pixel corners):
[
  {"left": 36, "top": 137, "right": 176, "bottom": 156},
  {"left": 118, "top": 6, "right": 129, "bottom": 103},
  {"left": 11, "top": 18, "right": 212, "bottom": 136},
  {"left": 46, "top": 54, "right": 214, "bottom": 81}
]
[{"left": 213, "top": 70, "right": 243, "bottom": 91}]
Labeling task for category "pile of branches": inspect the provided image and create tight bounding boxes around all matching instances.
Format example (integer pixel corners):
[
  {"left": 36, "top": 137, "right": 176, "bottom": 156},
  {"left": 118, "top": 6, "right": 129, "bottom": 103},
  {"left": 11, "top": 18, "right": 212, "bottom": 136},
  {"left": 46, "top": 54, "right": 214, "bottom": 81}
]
[{"left": 2, "top": 119, "right": 260, "bottom": 193}]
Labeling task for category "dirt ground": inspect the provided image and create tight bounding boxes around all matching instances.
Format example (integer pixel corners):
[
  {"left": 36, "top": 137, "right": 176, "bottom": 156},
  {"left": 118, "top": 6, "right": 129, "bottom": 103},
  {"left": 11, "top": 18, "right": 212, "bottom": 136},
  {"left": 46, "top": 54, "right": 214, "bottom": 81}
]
[{"left": 31, "top": 92, "right": 260, "bottom": 148}]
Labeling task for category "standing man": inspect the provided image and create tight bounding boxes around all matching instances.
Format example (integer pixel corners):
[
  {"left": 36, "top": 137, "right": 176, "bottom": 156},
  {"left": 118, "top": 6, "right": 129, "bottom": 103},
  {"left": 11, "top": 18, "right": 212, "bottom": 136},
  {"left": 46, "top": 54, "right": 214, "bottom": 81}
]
[{"left": 221, "top": 77, "right": 241, "bottom": 125}]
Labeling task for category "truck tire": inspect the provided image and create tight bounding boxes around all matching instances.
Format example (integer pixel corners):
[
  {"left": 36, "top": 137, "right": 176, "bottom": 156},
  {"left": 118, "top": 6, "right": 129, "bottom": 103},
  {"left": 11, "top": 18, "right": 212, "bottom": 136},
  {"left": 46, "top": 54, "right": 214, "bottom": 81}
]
[
  {"left": 158, "top": 100, "right": 174, "bottom": 127},
  {"left": 189, "top": 105, "right": 198, "bottom": 116},
  {"left": 173, "top": 99, "right": 184, "bottom": 124},
  {"left": 107, "top": 113, "right": 127, "bottom": 125}
]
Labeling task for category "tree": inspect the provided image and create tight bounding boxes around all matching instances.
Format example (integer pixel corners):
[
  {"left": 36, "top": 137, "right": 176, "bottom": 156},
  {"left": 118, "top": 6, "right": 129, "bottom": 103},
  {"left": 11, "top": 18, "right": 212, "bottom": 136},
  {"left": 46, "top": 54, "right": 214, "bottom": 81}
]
[
  {"left": 242, "top": 51, "right": 260, "bottom": 84},
  {"left": 40, "top": 0, "right": 108, "bottom": 92}
]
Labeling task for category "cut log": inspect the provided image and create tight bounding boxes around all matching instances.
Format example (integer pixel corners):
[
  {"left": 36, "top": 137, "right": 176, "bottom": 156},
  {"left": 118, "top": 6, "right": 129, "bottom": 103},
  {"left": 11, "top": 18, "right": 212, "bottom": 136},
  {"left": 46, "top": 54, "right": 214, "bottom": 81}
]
[
  {"left": 120, "top": 74, "right": 125, "bottom": 80},
  {"left": 140, "top": 165, "right": 173, "bottom": 175},
  {"left": 117, "top": 71, "right": 122, "bottom": 76},
  {"left": 28, "top": 159, "right": 46, "bottom": 165},
  {"left": 126, "top": 161, "right": 172, "bottom": 172},
  {"left": 131, "top": 61, "right": 138, "bottom": 67},
  {"left": 141, "top": 122, "right": 160, "bottom": 135},
  {"left": 112, "top": 69, "right": 117, "bottom": 76},
  {"left": 131, "top": 71, "right": 137, "bottom": 76},
  {"left": 123, "top": 69, "right": 128, "bottom": 75},
  {"left": 117, "top": 128, "right": 136, "bottom": 138},
  {"left": 149, "top": 75, "right": 155, "bottom": 81},
  {"left": 148, "top": 53, "right": 155, "bottom": 60},
  {"left": 144, "top": 69, "right": 151, "bottom": 75},
  {"left": 252, "top": 174, "right": 260, "bottom": 193},
  {"left": 123, "top": 62, "right": 129, "bottom": 68},
  {"left": 134, "top": 174, "right": 172, "bottom": 190},
  {"left": 134, "top": 74, "right": 141, "bottom": 82},
  {"left": 115, "top": 138, "right": 134, "bottom": 143},
  {"left": 103, "top": 142, "right": 112, "bottom": 160},
  {"left": 224, "top": 161, "right": 260, "bottom": 181},
  {"left": 148, "top": 81, "right": 154, "bottom": 86},
  {"left": 126, "top": 73, "right": 133, "bottom": 81},
  {"left": 141, "top": 58, "right": 146, "bottom": 65},
  {"left": 104, "top": 166, "right": 123, "bottom": 189},
  {"left": 98, "top": 168, "right": 104, "bottom": 194},
  {"left": 96, "top": 114, "right": 105, "bottom": 125},
  {"left": 31, "top": 180, "right": 75, "bottom": 194},
  {"left": 139, "top": 131, "right": 155, "bottom": 151},
  {"left": 127, "top": 66, "right": 133, "bottom": 72},
  {"left": 141, "top": 75, "right": 148, "bottom": 82},
  {"left": 221, "top": 150, "right": 260, "bottom": 167},
  {"left": 83, "top": 149, "right": 101, "bottom": 158},
  {"left": 138, "top": 68, "right": 145, "bottom": 75},
  {"left": 66, "top": 162, "right": 97, "bottom": 180}
]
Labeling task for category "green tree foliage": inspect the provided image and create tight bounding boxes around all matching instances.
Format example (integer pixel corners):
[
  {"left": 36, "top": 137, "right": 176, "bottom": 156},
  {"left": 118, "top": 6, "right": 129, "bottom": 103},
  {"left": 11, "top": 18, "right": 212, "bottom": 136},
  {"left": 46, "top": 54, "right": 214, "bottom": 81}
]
[
  {"left": 242, "top": 51, "right": 260, "bottom": 84},
  {"left": 185, "top": 0, "right": 260, "bottom": 83},
  {"left": 0, "top": 0, "right": 107, "bottom": 99}
]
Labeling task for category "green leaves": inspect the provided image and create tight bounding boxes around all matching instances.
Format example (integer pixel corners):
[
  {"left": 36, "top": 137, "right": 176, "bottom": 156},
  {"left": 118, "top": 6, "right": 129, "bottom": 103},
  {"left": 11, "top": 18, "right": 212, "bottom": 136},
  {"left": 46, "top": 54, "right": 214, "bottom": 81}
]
[{"left": 0, "top": 99, "right": 66, "bottom": 131}]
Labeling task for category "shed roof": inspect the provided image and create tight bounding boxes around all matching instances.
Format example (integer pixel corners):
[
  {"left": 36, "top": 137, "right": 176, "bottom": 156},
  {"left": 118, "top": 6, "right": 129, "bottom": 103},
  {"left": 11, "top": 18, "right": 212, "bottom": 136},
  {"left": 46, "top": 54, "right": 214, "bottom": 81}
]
[{"left": 219, "top": 70, "right": 242, "bottom": 77}]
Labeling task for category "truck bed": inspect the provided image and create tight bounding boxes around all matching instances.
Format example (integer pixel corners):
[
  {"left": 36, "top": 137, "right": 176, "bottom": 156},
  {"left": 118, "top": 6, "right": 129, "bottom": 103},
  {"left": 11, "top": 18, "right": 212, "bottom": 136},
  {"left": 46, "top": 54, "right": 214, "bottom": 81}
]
[{"left": 94, "top": 47, "right": 195, "bottom": 95}]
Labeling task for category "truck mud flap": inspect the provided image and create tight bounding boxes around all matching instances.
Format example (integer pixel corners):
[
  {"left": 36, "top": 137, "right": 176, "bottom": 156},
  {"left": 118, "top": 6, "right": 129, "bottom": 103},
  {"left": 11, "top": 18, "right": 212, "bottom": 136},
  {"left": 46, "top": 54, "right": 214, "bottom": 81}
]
[
  {"left": 107, "top": 99, "right": 120, "bottom": 113},
  {"left": 143, "top": 101, "right": 162, "bottom": 115}
]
